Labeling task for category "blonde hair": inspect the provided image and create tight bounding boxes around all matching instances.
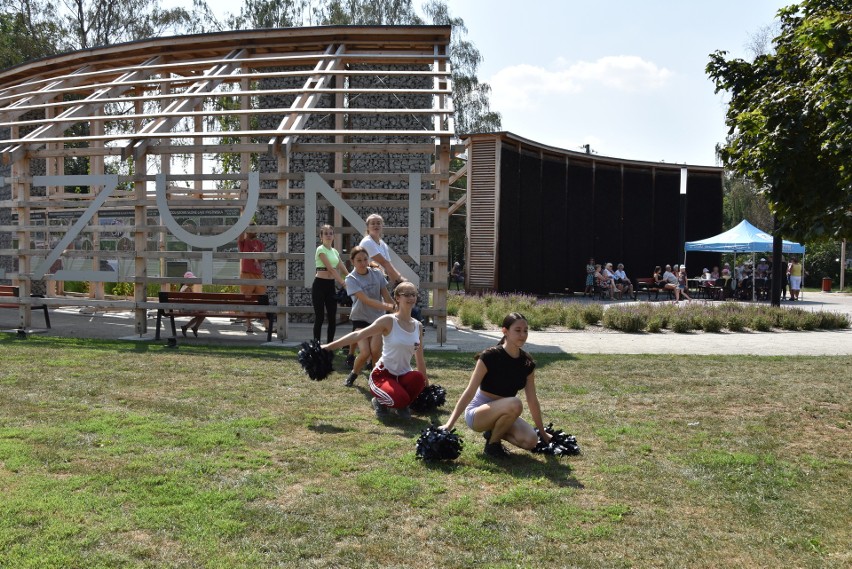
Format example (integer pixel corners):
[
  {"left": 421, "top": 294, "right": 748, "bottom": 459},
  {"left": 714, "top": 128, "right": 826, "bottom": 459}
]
[{"left": 364, "top": 213, "right": 384, "bottom": 236}]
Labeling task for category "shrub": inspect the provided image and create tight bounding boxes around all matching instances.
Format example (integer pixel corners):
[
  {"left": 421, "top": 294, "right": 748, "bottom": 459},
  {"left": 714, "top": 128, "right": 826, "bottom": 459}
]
[
  {"left": 801, "top": 313, "right": 820, "bottom": 331},
  {"left": 582, "top": 303, "right": 603, "bottom": 324},
  {"left": 727, "top": 314, "right": 745, "bottom": 332},
  {"left": 700, "top": 315, "right": 724, "bottom": 333},
  {"left": 751, "top": 316, "right": 772, "bottom": 332},
  {"left": 670, "top": 316, "right": 694, "bottom": 333},
  {"left": 459, "top": 304, "right": 485, "bottom": 329},
  {"left": 646, "top": 316, "right": 663, "bottom": 333},
  {"left": 602, "top": 308, "right": 646, "bottom": 333},
  {"left": 447, "top": 295, "right": 463, "bottom": 316},
  {"left": 779, "top": 313, "right": 801, "bottom": 331}
]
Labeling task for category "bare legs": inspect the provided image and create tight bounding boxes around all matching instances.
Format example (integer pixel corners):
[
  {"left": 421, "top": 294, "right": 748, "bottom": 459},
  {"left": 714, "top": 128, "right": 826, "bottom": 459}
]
[{"left": 471, "top": 397, "right": 538, "bottom": 450}]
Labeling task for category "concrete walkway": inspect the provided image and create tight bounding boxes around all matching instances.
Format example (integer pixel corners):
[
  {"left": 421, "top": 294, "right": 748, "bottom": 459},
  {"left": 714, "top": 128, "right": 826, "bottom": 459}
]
[{"left": 3, "top": 292, "right": 850, "bottom": 356}]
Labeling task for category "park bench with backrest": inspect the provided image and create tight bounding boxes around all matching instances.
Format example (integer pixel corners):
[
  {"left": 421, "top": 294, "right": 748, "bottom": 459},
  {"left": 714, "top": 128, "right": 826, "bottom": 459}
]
[
  {"left": 155, "top": 291, "right": 275, "bottom": 341},
  {"left": 0, "top": 285, "right": 51, "bottom": 328},
  {"left": 634, "top": 277, "right": 673, "bottom": 301}
]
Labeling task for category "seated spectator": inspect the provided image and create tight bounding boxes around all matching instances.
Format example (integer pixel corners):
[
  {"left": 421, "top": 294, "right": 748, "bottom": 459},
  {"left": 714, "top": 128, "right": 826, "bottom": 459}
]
[
  {"left": 662, "top": 265, "right": 678, "bottom": 291},
  {"left": 613, "top": 263, "right": 635, "bottom": 300},
  {"left": 653, "top": 265, "right": 665, "bottom": 288},
  {"left": 594, "top": 264, "right": 615, "bottom": 299},
  {"left": 710, "top": 266, "right": 720, "bottom": 280},
  {"left": 603, "top": 263, "right": 621, "bottom": 299}
]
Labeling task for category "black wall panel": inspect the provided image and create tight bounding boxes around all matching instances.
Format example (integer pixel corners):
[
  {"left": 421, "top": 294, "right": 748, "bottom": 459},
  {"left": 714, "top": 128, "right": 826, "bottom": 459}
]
[
  {"left": 498, "top": 147, "right": 521, "bottom": 291},
  {"left": 517, "top": 149, "right": 543, "bottom": 293},
  {"left": 685, "top": 171, "right": 724, "bottom": 274},
  {"left": 567, "top": 161, "right": 595, "bottom": 291},
  {"left": 541, "top": 156, "right": 568, "bottom": 293},
  {"left": 652, "top": 169, "right": 681, "bottom": 267},
  {"left": 622, "top": 167, "right": 655, "bottom": 278},
  {"left": 494, "top": 145, "right": 722, "bottom": 293},
  {"left": 593, "top": 164, "right": 622, "bottom": 266}
]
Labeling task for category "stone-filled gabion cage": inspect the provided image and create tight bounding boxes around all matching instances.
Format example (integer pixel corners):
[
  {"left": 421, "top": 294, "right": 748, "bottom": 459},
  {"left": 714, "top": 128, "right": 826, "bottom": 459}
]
[{"left": 0, "top": 26, "right": 454, "bottom": 342}]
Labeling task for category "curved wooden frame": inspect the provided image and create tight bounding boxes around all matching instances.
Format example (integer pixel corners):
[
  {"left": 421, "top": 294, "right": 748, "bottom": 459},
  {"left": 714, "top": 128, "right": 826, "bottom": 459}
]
[{"left": 0, "top": 26, "right": 453, "bottom": 342}]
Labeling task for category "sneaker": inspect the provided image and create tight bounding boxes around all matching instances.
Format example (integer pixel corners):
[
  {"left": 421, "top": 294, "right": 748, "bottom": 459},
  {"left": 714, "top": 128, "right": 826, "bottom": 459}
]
[
  {"left": 345, "top": 354, "right": 355, "bottom": 369},
  {"left": 344, "top": 372, "right": 357, "bottom": 387},
  {"left": 484, "top": 441, "right": 510, "bottom": 458},
  {"left": 482, "top": 430, "right": 492, "bottom": 443},
  {"left": 371, "top": 397, "right": 388, "bottom": 419},
  {"left": 394, "top": 407, "right": 411, "bottom": 420}
]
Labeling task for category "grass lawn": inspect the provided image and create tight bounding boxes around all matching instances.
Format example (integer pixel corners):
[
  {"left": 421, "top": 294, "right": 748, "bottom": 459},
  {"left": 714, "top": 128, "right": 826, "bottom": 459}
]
[{"left": 0, "top": 336, "right": 849, "bottom": 568}]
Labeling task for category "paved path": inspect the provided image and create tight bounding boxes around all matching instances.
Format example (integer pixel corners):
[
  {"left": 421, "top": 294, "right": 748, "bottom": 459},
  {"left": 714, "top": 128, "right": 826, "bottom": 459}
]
[{"left": 3, "top": 292, "right": 850, "bottom": 356}]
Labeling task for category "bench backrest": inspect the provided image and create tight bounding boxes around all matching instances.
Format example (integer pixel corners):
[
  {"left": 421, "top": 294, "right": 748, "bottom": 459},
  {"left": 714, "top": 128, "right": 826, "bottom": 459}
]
[
  {"left": 635, "top": 278, "right": 654, "bottom": 285},
  {"left": 0, "top": 285, "right": 19, "bottom": 299},
  {"left": 158, "top": 291, "right": 269, "bottom": 305}
]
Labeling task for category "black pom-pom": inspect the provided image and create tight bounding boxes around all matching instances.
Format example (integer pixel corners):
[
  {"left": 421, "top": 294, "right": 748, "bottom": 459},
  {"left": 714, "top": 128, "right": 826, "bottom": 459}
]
[
  {"left": 415, "top": 425, "right": 463, "bottom": 461},
  {"left": 409, "top": 384, "right": 447, "bottom": 413},
  {"left": 532, "top": 423, "right": 581, "bottom": 456},
  {"left": 297, "top": 339, "right": 334, "bottom": 381}
]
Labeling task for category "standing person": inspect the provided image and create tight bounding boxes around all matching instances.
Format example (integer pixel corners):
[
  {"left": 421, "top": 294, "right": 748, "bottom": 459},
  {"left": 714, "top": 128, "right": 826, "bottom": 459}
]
[
  {"left": 450, "top": 261, "right": 463, "bottom": 290},
  {"left": 179, "top": 271, "right": 205, "bottom": 337},
  {"left": 238, "top": 223, "right": 266, "bottom": 334},
  {"left": 780, "top": 256, "right": 789, "bottom": 300},
  {"left": 322, "top": 281, "right": 427, "bottom": 419},
  {"left": 339, "top": 246, "right": 394, "bottom": 387},
  {"left": 439, "top": 312, "right": 551, "bottom": 459},
  {"left": 584, "top": 257, "right": 596, "bottom": 296},
  {"left": 675, "top": 266, "right": 692, "bottom": 302},
  {"left": 360, "top": 213, "right": 403, "bottom": 285},
  {"left": 312, "top": 225, "right": 348, "bottom": 344},
  {"left": 788, "top": 256, "right": 804, "bottom": 301}
]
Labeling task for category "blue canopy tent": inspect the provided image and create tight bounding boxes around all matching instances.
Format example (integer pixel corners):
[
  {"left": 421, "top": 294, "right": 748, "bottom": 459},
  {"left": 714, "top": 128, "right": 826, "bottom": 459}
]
[{"left": 684, "top": 220, "right": 805, "bottom": 300}]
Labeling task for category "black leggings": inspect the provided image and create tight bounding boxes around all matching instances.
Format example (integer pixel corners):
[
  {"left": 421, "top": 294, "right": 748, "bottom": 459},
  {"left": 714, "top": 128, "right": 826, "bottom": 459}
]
[{"left": 311, "top": 277, "right": 337, "bottom": 343}]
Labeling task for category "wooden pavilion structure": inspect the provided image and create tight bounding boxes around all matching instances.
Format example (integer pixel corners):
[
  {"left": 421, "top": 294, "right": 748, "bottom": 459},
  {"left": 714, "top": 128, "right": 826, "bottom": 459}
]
[{"left": 0, "top": 26, "right": 454, "bottom": 342}]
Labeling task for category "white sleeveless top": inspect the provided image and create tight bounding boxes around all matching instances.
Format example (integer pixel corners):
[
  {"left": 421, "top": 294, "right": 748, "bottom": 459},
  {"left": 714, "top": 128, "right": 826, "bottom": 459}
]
[{"left": 377, "top": 315, "right": 421, "bottom": 376}]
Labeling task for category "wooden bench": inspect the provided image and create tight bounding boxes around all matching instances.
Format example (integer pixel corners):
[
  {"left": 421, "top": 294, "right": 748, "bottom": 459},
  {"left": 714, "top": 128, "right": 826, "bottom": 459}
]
[
  {"left": 155, "top": 291, "right": 275, "bottom": 341},
  {"left": 0, "top": 285, "right": 51, "bottom": 328},
  {"left": 634, "top": 278, "right": 672, "bottom": 301}
]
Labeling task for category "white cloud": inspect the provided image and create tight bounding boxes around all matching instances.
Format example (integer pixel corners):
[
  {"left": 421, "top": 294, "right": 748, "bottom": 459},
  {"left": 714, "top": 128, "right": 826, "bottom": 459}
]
[{"left": 490, "top": 55, "right": 673, "bottom": 110}]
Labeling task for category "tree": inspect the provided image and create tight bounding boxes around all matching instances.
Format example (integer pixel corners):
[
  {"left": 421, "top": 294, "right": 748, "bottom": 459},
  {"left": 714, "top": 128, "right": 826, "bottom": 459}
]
[
  {"left": 228, "top": 0, "right": 497, "bottom": 164},
  {"left": 0, "top": 0, "right": 62, "bottom": 67},
  {"left": 722, "top": 172, "right": 773, "bottom": 231},
  {"left": 421, "top": 0, "right": 501, "bottom": 134},
  {"left": 60, "top": 0, "right": 193, "bottom": 50},
  {"left": 227, "top": 0, "right": 307, "bottom": 30},
  {"left": 706, "top": 0, "right": 852, "bottom": 242}
]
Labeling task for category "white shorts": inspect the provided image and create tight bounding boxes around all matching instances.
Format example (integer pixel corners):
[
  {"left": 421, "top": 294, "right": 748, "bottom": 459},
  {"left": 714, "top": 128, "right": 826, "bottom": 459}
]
[{"left": 789, "top": 276, "right": 802, "bottom": 290}]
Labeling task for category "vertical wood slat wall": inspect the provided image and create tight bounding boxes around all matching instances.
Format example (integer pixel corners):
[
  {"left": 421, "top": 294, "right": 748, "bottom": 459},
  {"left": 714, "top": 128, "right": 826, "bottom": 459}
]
[
  {"left": 465, "top": 136, "right": 499, "bottom": 291},
  {"left": 0, "top": 27, "right": 453, "bottom": 339}
]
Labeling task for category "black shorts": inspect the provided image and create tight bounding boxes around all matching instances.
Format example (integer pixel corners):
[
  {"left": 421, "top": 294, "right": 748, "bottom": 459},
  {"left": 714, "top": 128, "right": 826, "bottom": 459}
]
[{"left": 351, "top": 320, "right": 369, "bottom": 331}]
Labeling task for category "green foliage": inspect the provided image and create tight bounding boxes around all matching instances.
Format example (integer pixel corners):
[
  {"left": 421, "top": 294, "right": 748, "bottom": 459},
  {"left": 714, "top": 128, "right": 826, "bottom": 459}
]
[
  {"left": 727, "top": 313, "right": 746, "bottom": 332},
  {"left": 706, "top": 0, "right": 852, "bottom": 241},
  {"left": 581, "top": 303, "right": 604, "bottom": 325},
  {"left": 602, "top": 307, "right": 646, "bottom": 333},
  {"left": 803, "top": 240, "right": 848, "bottom": 286},
  {"left": 0, "top": 6, "right": 60, "bottom": 68},
  {"left": 723, "top": 174, "right": 773, "bottom": 232},
  {"left": 751, "top": 315, "right": 772, "bottom": 332}
]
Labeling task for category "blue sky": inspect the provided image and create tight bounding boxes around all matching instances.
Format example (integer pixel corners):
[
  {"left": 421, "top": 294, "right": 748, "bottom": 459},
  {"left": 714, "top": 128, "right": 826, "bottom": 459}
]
[{"left": 168, "top": 0, "right": 790, "bottom": 166}]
